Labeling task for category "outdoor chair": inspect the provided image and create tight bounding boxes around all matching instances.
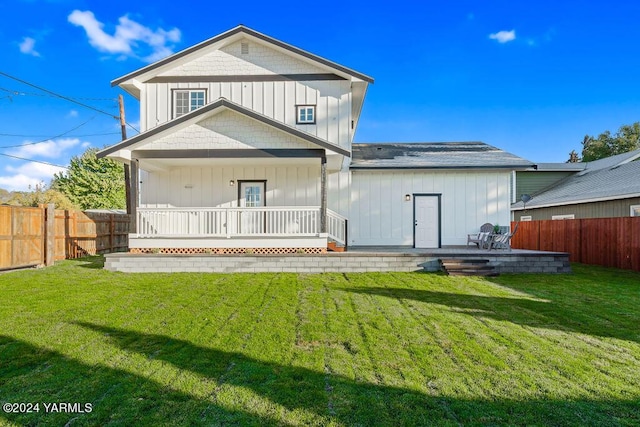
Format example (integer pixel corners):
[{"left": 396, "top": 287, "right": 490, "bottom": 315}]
[
  {"left": 488, "top": 222, "right": 519, "bottom": 251},
  {"left": 467, "top": 223, "right": 493, "bottom": 248}
]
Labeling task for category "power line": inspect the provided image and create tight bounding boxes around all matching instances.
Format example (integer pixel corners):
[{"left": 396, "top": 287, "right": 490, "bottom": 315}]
[
  {"left": 0, "top": 152, "right": 68, "bottom": 169},
  {"left": 0, "top": 71, "right": 139, "bottom": 133},
  {"left": 0, "top": 71, "right": 119, "bottom": 119},
  {"left": 0, "top": 132, "right": 120, "bottom": 138},
  {"left": 0, "top": 87, "right": 117, "bottom": 101},
  {"left": 0, "top": 117, "right": 96, "bottom": 149}
]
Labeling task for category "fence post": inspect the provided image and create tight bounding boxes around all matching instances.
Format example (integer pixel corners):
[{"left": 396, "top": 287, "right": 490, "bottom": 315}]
[
  {"left": 45, "top": 204, "right": 55, "bottom": 266},
  {"left": 110, "top": 214, "right": 115, "bottom": 253}
]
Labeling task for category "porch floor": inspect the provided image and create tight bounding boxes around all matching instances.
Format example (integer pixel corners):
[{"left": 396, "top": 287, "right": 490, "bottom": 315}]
[{"left": 104, "top": 246, "right": 571, "bottom": 274}]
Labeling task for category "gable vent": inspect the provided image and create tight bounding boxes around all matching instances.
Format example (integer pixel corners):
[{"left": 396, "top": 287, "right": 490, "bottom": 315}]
[{"left": 241, "top": 42, "right": 249, "bottom": 54}]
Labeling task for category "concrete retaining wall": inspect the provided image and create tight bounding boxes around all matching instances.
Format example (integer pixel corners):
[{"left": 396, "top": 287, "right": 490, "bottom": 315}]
[{"left": 104, "top": 252, "right": 571, "bottom": 274}]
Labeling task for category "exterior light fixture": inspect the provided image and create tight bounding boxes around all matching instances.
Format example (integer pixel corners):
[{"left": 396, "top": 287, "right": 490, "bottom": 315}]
[
  {"left": 229, "top": 180, "right": 235, "bottom": 186},
  {"left": 405, "top": 194, "right": 411, "bottom": 202}
]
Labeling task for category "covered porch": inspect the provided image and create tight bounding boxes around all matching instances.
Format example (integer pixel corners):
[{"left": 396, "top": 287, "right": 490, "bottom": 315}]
[
  {"left": 127, "top": 149, "right": 348, "bottom": 253},
  {"left": 97, "top": 97, "right": 352, "bottom": 253},
  {"left": 131, "top": 205, "right": 347, "bottom": 252}
]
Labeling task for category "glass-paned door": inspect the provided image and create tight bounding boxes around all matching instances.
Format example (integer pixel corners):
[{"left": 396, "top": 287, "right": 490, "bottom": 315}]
[{"left": 239, "top": 181, "right": 265, "bottom": 234}]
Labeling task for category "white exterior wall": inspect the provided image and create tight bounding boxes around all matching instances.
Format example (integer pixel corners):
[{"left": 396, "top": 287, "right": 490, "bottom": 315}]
[
  {"left": 143, "top": 80, "right": 351, "bottom": 148},
  {"left": 144, "top": 110, "right": 317, "bottom": 150},
  {"left": 350, "top": 170, "right": 512, "bottom": 247},
  {"left": 140, "top": 164, "right": 350, "bottom": 218},
  {"left": 141, "top": 164, "right": 320, "bottom": 208},
  {"left": 141, "top": 40, "right": 353, "bottom": 148},
  {"left": 159, "top": 39, "right": 325, "bottom": 76}
]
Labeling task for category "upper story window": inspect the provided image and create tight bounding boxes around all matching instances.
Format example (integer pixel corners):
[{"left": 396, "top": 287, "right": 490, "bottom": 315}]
[
  {"left": 174, "top": 89, "right": 206, "bottom": 118},
  {"left": 631, "top": 205, "right": 640, "bottom": 217},
  {"left": 296, "top": 105, "right": 315, "bottom": 124}
]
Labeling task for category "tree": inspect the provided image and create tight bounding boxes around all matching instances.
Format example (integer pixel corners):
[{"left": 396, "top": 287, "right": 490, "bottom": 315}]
[
  {"left": 581, "top": 122, "right": 640, "bottom": 161},
  {"left": 7, "top": 183, "right": 77, "bottom": 209},
  {"left": 51, "top": 147, "right": 126, "bottom": 210},
  {"left": 567, "top": 150, "right": 580, "bottom": 163}
]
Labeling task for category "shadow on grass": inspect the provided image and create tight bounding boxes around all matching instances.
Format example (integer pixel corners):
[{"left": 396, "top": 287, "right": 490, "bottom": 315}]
[
  {"left": 63, "top": 255, "right": 105, "bottom": 269},
  {"left": 340, "top": 285, "right": 640, "bottom": 344},
  {"left": 0, "top": 334, "right": 266, "bottom": 426},
  {"left": 25, "top": 322, "right": 630, "bottom": 426}
]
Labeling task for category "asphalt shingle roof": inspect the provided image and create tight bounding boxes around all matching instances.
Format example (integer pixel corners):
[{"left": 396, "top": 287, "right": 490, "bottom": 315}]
[
  {"left": 512, "top": 156, "right": 640, "bottom": 209},
  {"left": 350, "top": 142, "right": 534, "bottom": 169}
]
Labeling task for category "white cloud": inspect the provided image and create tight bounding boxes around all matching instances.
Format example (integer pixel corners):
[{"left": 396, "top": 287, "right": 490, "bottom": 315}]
[
  {"left": 67, "top": 109, "right": 79, "bottom": 118},
  {"left": 489, "top": 30, "right": 516, "bottom": 43},
  {"left": 68, "top": 10, "right": 181, "bottom": 63},
  {"left": 0, "top": 163, "right": 66, "bottom": 192},
  {"left": 10, "top": 138, "right": 81, "bottom": 159},
  {"left": 0, "top": 174, "right": 44, "bottom": 192},
  {"left": 19, "top": 37, "right": 41, "bottom": 57}
]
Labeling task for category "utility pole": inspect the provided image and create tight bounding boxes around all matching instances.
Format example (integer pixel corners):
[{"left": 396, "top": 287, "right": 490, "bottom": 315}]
[{"left": 118, "top": 95, "right": 132, "bottom": 223}]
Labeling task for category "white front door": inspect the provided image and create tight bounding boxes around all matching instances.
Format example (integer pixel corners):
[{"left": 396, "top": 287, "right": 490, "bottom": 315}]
[
  {"left": 239, "top": 181, "right": 265, "bottom": 233},
  {"left": 414, "top": 195, "right": 439, "bottom": 248}
]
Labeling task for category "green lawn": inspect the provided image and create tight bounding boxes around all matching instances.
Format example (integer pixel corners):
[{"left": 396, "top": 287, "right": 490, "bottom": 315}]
[{"left": 1, "top": 257, "right": 639, "bottom": 426}]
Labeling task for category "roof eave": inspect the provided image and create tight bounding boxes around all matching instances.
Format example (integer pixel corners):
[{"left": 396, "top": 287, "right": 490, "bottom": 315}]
[
  {"left": 350, "top": 164, "right": 535, "bottom": 170},
  {"left": 511, "top": 192, "right": 640, "bottom": 211}
]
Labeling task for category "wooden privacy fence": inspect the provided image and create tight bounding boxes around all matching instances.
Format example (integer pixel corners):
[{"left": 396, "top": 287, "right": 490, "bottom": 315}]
[
  {"left": 0, "top": 206, "right": 44, "bottom": 270},
  {"left": 0, "top": 205, "right": 129, "bottom": 270},
  {"left": 55, "top": 210, "right": 129, "bottom": 261},
  {"left": 511, "top": 218, "right": 640, "bottom": 272}
]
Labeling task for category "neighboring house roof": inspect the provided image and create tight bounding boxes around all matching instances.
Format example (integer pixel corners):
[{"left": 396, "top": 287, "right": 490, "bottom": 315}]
[
  {"left": 520, "top": 150, "right": 640, "bottom": 173},
  {"left": 512, "top": 157, "right": 640, "bottom": 210},
  {"left": 578, "top": 149, "right": 640, "bottom": 175},
  {"left": 350, "top": 142, "right": 534, "bottom": 170},
  {"left": 97, "top": 97, "right": 350, "bottom": 158},
  {"left": 112, "top": 25, "right": 374, "bottom": 88}
]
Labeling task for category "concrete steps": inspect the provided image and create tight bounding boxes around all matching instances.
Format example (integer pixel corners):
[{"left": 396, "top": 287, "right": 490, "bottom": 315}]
[{"left": 440, "top": 258, "right": 498, "bottom": 276}]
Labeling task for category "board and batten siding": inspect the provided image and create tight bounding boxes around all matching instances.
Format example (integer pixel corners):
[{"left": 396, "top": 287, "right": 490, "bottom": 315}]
[
  {"left": 350, "top": 170, "right": 512, "bottom": 246},
  {"left": 141, "top": 80, "right": 352, "bottom": 149},
  {"left": 139, "top": 165, "right": 351, "bottom": 218}
]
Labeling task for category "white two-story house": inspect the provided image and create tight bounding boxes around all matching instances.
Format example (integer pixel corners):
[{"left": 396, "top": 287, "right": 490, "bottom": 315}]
[{"left": 98, "top": 25, "right": 532, "bottom": 253}]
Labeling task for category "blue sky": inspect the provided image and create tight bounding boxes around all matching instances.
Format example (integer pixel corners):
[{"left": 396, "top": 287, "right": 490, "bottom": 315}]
[{"left": 1, "top": 0, "right": 639, "bottom": 191}]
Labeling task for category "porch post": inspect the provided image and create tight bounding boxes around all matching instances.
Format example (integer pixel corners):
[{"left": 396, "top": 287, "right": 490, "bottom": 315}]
[
  {"left": 129, "top": 159, "right": 138, "bottom": 234},
  {"left": 320, "top": 154, "right": 327, "bottom": 233}
]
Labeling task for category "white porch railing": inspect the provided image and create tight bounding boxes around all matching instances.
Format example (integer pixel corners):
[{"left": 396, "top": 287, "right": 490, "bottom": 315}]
[
  {"left": 137, "top": 207, "right": 322, "bottom": 237},
  {"left": 327, "top": 209, "right": 347, "bottom": 246},
  {"left": 137, "top": 207, "right": 348, "bottom": 245}
]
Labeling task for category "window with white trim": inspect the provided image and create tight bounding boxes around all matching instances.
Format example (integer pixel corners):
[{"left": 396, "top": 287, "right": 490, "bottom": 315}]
[
  {"left": 520, "top": 215, "right": 532, "bottom": 221},
  {"left": 174, "top": 90, "right": 206, "bottom": 118},
  {"left": 552, "top": 214, "right": 575, "bottom": 220},
  {"left": 296, "top": 105, "right": 315, "bottom": 124},
  {"left": 631, "top": 205, "right": 640, "bottom": 217}
]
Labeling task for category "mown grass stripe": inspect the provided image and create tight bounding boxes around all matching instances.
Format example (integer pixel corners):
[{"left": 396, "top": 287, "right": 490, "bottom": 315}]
[{"left": 1, "top": 258, "right": 639, "bottom": 426}]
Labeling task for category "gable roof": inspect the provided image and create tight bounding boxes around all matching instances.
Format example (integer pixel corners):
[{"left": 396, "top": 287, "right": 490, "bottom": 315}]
[
  {"left": 512, "top": 153, "right": 640, "bottom": 210},
  {"left": 350, "top": 142, "right": 534, "bottom": 170},
  {"left": 112, "top": 25, "right": 374, "bottom": 88},
  {"left": 578, "top": 149, "right": 640, "bottom": 175},
  {"left": 97, "top": 98, "right": 350, "bottom": 158}
]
